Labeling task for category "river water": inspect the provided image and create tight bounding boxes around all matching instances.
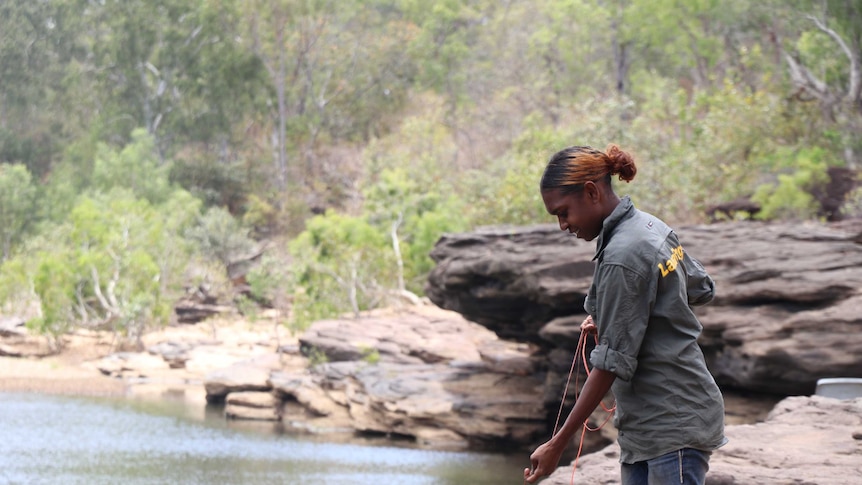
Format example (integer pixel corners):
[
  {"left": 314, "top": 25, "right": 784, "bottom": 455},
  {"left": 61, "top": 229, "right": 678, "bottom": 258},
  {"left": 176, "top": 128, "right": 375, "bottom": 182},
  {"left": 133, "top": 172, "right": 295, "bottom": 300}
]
[{"left": 0, "top": 392, "right": 528, "bottom": 485}]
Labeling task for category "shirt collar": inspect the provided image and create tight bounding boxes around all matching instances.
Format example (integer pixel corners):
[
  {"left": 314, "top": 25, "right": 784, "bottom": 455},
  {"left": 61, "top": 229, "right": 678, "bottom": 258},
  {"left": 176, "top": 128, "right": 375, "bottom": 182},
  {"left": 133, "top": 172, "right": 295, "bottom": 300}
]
[{"left": 593, "top": 196, "right": 634, "bottom": 261}]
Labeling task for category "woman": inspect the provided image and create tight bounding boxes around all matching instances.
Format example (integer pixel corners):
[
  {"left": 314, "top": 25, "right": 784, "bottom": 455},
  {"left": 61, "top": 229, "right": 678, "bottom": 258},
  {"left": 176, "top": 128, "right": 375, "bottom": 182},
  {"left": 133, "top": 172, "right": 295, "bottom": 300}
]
[{"left": 524, "top": 145, "right": 726, "bottom": 484}]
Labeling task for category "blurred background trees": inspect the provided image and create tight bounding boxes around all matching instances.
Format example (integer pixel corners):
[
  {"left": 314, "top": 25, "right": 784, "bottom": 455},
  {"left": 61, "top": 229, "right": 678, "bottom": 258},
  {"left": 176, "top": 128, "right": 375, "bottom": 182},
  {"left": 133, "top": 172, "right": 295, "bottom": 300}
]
[{"left": 1, "top": 0, "right": 860, "bottom": 341}]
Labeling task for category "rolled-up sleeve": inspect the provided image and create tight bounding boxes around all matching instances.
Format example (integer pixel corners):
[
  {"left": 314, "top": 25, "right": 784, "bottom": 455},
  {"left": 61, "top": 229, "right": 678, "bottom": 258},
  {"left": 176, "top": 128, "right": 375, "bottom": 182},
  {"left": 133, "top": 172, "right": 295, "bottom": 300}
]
[
  {"left": 685, "top": 255, "right": 715, "bottom": 306},
  {"left": 590, "top": 264, "right": 654, "bottom": 382}
]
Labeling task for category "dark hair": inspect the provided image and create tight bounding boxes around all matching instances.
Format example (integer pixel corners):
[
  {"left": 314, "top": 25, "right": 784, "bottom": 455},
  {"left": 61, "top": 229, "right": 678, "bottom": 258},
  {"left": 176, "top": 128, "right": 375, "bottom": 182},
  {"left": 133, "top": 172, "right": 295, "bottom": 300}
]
[{"left": 539, "top": 144, "right": 637, "bottom": 193}]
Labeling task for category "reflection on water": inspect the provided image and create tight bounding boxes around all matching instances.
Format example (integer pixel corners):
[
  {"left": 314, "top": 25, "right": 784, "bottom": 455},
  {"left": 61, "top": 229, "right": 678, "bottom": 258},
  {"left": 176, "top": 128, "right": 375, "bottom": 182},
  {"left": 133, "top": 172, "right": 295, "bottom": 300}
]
[{"left": 0, "top": 392, "right": 527, "bottom": 484}]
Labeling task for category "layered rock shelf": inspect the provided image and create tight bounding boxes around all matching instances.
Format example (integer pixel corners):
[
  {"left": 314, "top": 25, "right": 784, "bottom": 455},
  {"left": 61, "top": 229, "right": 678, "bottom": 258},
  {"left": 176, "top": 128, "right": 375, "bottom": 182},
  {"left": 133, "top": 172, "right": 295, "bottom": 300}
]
[
  {"left": 202, "top": 306, "right": 561, "bottom": 450},
  {"left": 426, "top": 219, "right": 862, "bottom": 395}
]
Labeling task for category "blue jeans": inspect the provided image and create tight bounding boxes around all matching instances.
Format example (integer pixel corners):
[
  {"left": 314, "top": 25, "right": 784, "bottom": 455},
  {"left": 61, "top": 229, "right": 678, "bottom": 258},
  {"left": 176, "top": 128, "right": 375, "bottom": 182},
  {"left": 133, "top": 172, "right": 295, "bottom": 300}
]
[{"left": 620, "top": 448, "right": 711, "bottom": 485}]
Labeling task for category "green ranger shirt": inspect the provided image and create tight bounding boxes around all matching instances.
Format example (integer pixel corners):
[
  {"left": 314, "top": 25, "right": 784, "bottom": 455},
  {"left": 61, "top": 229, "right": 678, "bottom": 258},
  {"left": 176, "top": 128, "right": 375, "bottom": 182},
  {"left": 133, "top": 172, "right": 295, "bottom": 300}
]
[{"left": 585, "top": 196, "right": 727, "bottom": 464}]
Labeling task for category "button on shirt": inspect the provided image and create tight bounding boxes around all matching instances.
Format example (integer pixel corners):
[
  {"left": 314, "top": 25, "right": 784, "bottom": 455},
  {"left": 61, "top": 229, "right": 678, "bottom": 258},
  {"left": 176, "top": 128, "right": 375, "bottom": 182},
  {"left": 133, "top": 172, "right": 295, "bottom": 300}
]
[{"left": 585, "top": 196, "right": 727, "bottom": 464}]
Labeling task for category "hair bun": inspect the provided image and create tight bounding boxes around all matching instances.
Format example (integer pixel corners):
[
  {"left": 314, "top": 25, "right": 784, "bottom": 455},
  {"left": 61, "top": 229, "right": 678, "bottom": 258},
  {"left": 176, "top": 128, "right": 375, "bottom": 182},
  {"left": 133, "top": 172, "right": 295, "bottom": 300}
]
[{"left": 606, "top": 144, "right": 637, "bottom": 182}]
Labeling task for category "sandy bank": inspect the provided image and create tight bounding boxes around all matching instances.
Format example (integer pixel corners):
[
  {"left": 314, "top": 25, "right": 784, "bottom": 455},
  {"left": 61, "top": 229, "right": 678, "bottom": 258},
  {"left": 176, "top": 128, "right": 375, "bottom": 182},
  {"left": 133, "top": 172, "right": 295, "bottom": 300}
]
[{"left": 0, "top": 315, "right": 292, "bottom": 404}]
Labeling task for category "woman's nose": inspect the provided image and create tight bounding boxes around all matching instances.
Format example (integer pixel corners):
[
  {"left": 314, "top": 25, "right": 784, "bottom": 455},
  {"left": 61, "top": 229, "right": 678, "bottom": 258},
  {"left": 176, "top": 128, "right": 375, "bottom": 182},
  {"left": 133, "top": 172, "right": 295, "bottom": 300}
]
[{"left": 558, "top": 217, "right": 568, "bottom": 231}]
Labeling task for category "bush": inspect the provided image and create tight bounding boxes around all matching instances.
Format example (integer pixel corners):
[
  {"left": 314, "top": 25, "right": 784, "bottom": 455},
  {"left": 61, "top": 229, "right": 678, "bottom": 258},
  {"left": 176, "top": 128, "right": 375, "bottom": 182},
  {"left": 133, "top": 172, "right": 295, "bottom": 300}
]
[
  {"left": 753, "top": 148, "right": 832, "bottom": 220},
  {"left": 287, "top": 210, "right": 393, "bottom": 330}
]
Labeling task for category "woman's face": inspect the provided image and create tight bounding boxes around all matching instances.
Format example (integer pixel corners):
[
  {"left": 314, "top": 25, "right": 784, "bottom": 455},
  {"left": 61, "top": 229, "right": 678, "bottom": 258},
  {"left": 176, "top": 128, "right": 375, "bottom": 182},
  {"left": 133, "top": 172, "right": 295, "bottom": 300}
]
[{"left": 541, "top": 186, "right": 604, "bottom": 241}]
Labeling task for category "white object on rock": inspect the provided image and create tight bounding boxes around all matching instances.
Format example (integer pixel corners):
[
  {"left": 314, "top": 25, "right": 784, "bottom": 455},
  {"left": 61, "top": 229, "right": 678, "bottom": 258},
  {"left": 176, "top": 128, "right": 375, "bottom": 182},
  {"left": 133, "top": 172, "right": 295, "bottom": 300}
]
[{"left": 815, "top": 377, "right": 862, "bottom": 399}]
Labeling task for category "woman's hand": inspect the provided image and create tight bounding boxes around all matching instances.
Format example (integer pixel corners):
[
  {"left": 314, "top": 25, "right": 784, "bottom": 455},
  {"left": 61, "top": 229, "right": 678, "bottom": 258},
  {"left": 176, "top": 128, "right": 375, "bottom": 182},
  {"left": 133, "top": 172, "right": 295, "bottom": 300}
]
[
  {"left": 580, "top": 315, "right": 597, "bottom": 335},
  {"left": 523, "top": 438, "right": 566, "bottom": 483}
]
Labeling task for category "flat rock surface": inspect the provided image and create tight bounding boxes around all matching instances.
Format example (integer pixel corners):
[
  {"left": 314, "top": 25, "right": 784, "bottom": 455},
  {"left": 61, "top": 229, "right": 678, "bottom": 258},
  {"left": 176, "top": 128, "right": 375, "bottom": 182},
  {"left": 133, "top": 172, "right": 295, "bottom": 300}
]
[
  {"left": 298, "top": 305, "right": 501, "bottom": 364},
  {"left": 542, "top": 395, "right": 862, "bottom": 485}
]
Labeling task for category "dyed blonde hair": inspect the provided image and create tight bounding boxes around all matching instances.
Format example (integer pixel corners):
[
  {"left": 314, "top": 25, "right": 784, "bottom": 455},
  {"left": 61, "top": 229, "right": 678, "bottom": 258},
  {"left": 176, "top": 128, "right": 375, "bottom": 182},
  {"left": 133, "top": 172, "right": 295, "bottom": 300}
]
[{"left": 540, "top": 145, "right": 637, "bottom": 194}]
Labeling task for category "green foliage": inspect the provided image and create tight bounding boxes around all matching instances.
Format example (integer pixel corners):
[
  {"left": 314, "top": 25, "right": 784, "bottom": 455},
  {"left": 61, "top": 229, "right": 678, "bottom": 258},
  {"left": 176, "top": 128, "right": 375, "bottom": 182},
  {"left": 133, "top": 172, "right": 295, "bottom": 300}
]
[
  {"left": 303, "top": 345, "right": 330, "bottom": 367},
  {"left": 39, "top": 133, "right": 102, "bottom": 224},
  {"left": 169, "top": 153, "right": 250, "bottom": 211},
  {"left": 360, "top": 345, "right": 380, "bottom": 365},
  {"left": 464, "top": 113, "right": 571, "bottom": 226},
  {"left": 242, "top": 194, "right": 278, "bottom": 236},
  {"left": 789, "top": 0, "right": 862, "bottom": 91},
  {"left": 0, "top": 132, "right": 200, "bottom": 344},
  {"left": 402, "top": 198, "right": 466, "bottom": 284},
  {"left": 0, "top": 253, "right": 39, "bottom": 321},
  {"left": 186, "top": 206, "right": 256, "bottom": 268},
  {"left": 234, "top": 294, "right": 260, "bottom": 321},
  {"left": 62, "top": 190, "right": 185, "bottom": 340},
  {"left": 92, "top": 129, "right": 173, "bottom": 204},
  {"left": 626, "top": 81, "right": 788, "bottom": 221},
  {"left": 4, "top": 0, "right": 862, "bottom": 344},
  {"left": 753, "top": 148, "right": 833, "bottom": 220},
  {"left": 362, "top": 94, "right": 459, "bottom": 187},
  {"left": 82, "top": 0, "right": 268, "bottom": 149},
  {"left": 238, "top": 246, "right": 295, "bottom": 332},
  {"left": 363, "top": 166, "right": 467, "bottom": 292},
  {"left": 287, "top": 210, "right": 391, "bottom": 329},
  {"left": 397, "top": 0, "right": 482, "bottom": 97},
  {"left": 841, "top": 185, "right": 862, "bottom": 219},
  {"left": 0, "top": 0, "right": 83, "bottom": 178},
  {"left": 30, "top": 249, "right": 76, "bottom": 341},
  {"left": 0, "top": 164, "right": 38, "bottom": 260}
]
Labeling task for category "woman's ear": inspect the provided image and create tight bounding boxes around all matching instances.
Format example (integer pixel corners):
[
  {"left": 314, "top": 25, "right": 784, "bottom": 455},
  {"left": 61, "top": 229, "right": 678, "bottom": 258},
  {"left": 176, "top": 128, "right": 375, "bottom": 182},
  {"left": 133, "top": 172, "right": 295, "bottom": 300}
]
[{"left": 582, "top": 180, "right": 602, "bottom": 205}]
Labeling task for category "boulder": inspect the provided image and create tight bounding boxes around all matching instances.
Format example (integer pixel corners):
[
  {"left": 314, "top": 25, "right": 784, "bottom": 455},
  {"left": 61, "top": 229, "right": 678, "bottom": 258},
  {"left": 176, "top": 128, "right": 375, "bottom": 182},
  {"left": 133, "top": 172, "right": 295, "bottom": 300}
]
[
  {"left": 542, "top": 395, "right": 862, "bottom": 485},
  {"left": 226, "top": 390, "right": 278, "bottom": 408},
  {"left": 94, "top": 352, "right": 170, "bottom": 378},
  {"left": 0, "top": 318, "right": 54, "bottom": 357},
  {"left": 203, "top": 359, "right": 275, "bottom": 402},
  {"left": 0, "top": 316, "right": 26, "bottom": 337},
  {"left": 477, "top": 339, "right": 540, "bottom": 376},
  {"left": 224, "top": 391, "right": 280, "bottom": 421},
  {"left": 426, "top": 220, "right": 862, "bottom": 395},
  {"left": 426, "top": 225, "right": 595, "bottom": 343},
  {"left": 147, "top": 341, "right": 194, "bottom": 369},
  {"left": 298, "top": 306, "right": 500, "bottom": 365},
  {"left": 0, "top": 336, "right": 54, "bottom": 358},
  {"left": 173, "top": 283, "right": 233, "bottom": 324},
  {"left": 270, "top": 371, "right": 349, "bottom": 418},
  {"left": 313, "top": 360, "right": 548, "bottom": 450},
  {"left": 271, "top": 307, "right": 599, "bottom": 450}
]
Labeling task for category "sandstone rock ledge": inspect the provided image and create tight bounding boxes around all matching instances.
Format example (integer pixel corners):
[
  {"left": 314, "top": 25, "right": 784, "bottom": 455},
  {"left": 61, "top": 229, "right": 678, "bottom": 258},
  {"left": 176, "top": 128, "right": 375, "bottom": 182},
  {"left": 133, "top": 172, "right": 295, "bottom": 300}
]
[
  {"left": 202, "top": 305, "right": 554, "bottom": 450},
  {"left": 426, "top": 220, "right": 862, "bottom": 396},
  {"left": 541, "top": 395, "right": 862, "bottom": 485}
]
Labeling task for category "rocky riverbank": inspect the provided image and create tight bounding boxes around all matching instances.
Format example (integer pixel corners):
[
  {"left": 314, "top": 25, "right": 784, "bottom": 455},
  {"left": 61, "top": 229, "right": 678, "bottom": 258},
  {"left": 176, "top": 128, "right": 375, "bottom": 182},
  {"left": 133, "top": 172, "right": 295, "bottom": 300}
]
[
  {"left": 426, "top": 219, "right": 862, "bottom": 395},
  {"left": 543, "top": 395, "right": 862, "bottom": 485},
  {"left": 1, "top": 304, "right": 860, "bottom": 483},
  {"left": 0, "top": 312, "right": 295, "bottom": 406},
  {"left": 2, "top": 218, "right": 861, "bottom": 482},
  {"left": 0, "top": 305, "right": 776, "bottom": 444}
]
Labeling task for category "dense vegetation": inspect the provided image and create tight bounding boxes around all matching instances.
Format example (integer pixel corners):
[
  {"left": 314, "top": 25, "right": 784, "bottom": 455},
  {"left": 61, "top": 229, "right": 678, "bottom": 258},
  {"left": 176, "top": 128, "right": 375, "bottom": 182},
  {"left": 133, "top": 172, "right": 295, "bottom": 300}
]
[{"left": 1, "top": 0, "right": 860, "bottom": 345}]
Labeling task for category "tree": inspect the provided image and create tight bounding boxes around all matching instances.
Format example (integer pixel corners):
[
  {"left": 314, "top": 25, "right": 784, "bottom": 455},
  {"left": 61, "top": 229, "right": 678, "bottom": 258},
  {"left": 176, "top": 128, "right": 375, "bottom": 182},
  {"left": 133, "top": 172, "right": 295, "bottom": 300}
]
[
  {"left": 92, "top": 129, "right": 173, "bottom": 204},
  {"left": 0, "top": 131, "right": 201, "bottom": 347},
  {"left": 753, "top": 147, "right": 833, "bottom": 220},
  {"left": 0, "top": 0, "right": 85, "bottom": 178},
  {"left": 186, "top": 205, "right": 257, "bottom": 275},
  {"left": 0, "top": 184, "right": 199, "bottom": 349},
  {"left": 0, "top": 164, "right": 37, "bottom": 261},
  {"left": 79, "top": 0, "right": 266, "bottom": 156},
  {"left": 778, "top": 0, "right": 862, "bottom": 167},
  {"left": 362, "top": 167, "right": 466, "bottom": 296},
  {"left": 288, "top": 210, "right": 392, "bottom": 325},
  {"left": 244, "top": 0, "right": 415, "bottom": 194}
]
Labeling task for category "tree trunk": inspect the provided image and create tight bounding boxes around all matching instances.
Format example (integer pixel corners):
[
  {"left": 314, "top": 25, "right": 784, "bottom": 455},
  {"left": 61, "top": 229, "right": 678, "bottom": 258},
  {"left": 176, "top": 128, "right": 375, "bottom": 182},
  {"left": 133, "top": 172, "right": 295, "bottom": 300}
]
[
  {"left": 275, "top": 25, "right": 288, "bottom": 192},
  {"left": 391, "top": 213, "right": 405, "bottom": 294}
]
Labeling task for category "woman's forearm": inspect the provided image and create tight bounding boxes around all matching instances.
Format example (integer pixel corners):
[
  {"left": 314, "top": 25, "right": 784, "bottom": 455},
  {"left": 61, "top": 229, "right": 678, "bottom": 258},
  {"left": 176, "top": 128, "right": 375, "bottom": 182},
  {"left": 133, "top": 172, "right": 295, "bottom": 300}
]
[{"left": 548, "top": 367, "right": 617, "bottom": 450}]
